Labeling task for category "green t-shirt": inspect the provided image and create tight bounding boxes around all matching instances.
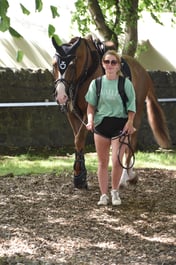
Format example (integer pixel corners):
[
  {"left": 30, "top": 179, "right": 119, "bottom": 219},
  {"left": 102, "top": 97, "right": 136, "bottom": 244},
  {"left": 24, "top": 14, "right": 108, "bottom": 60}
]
[{"left": 85, "top": 75, "right": 136, "bottom": 127}]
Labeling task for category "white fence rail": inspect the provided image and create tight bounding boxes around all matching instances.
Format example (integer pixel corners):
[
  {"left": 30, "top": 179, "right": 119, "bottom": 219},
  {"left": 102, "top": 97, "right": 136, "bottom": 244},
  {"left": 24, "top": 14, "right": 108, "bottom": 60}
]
[
  {"left": 0, "top": 102, "right": 57, "bottom": 107},
  {"left": 0, "top": 98, "right": 176, "bottom": 108}
]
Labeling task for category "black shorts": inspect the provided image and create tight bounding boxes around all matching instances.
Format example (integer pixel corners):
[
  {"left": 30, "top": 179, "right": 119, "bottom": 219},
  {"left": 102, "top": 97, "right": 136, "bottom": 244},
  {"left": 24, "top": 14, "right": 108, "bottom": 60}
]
[{"left": 94, "top": 117, "right": 127, "bottom": 139}]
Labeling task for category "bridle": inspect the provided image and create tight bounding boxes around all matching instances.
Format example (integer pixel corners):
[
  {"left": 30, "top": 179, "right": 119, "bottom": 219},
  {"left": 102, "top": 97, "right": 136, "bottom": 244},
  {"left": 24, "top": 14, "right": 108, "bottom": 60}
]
[{"left": 52, "top": 37, "right": 100, "bottom": 114}]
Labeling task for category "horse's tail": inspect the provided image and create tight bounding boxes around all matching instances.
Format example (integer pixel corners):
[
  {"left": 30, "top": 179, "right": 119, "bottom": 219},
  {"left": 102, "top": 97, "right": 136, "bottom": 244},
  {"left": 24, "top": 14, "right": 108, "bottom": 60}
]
[{"left": 146, "top": 80, "right": 171, "bottom": 149}]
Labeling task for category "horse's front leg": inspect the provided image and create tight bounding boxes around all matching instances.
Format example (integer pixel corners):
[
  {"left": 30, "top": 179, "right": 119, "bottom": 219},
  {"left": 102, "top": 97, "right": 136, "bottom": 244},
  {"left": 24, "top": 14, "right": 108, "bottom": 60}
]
[{"left": 67, "top": 111, "right": 88, "bottom": 189}]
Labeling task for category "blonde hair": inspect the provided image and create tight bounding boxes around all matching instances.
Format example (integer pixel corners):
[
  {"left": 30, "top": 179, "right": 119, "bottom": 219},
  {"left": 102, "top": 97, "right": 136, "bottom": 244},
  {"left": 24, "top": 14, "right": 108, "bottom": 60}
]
[
  {"left": 102, "top": 50, "right": 121, "bottom": 64},
  {"left": 102, "top": 50, "right": 122, "bottom": 75}
]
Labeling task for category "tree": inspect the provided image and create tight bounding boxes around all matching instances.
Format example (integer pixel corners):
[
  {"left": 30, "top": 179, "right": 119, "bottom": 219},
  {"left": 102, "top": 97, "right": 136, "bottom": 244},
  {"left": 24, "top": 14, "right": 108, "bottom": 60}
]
[
  {"left": 0, "top": 0, "right": 176, "bottom": 57},
  {"left": 72, "top": 0, "right": 176, "bottom": 56}
]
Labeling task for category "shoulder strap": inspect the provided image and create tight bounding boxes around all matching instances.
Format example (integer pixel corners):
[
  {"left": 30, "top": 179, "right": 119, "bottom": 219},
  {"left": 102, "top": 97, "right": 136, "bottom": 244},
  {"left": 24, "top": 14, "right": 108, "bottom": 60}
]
[
  {"left": 95, "top": 76, "right": 102, "bottom": 111},
  {"left": 118, "top": 76, "right": 128, "bottom": 113}
]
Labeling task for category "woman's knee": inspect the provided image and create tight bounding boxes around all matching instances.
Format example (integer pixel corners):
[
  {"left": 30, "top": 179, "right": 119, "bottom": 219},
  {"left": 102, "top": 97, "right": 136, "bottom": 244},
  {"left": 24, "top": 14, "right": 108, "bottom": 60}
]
[{"left": 98, "top": 159, "right": 109, "bottom": 169}]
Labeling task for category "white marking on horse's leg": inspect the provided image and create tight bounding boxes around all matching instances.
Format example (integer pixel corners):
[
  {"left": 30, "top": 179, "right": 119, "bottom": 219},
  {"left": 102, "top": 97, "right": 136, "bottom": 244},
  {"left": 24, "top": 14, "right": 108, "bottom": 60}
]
[
  {"left": 119, "top": 156, "right": 137, "bottom": 187},
  {"left": 119, "top": 169, "right": 129, "bottom": 188},
  {"left": 128, "top": 166, "right": 136, "bottom": 180}
]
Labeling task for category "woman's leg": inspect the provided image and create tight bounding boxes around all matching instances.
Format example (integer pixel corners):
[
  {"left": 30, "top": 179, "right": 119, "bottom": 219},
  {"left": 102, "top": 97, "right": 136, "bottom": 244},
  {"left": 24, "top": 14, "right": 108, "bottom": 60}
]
[
  {"left": 111, "top": 138, "right": 126, "bottom": 190},
  {"left": 94, "top": 133, "right": 111, "bottom": 195}
]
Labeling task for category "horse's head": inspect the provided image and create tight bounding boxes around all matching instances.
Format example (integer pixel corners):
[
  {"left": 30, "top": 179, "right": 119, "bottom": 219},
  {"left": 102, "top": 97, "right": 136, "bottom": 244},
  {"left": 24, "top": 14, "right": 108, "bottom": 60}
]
[
  {"left": 52, "top": 37, "right": 80, "bottom": 110},
  {"left": 52, "top": 36, "right": 103, "bottom": 112}
]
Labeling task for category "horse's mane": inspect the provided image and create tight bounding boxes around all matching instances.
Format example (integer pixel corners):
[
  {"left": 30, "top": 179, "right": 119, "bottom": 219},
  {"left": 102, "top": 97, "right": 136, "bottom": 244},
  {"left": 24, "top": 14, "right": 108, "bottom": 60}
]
[
  {"left": 68, "top": 37, "right": 80, "bottom": 45},
  {"left": 85, "top": 34, "right": 117, "bottom": 52}
]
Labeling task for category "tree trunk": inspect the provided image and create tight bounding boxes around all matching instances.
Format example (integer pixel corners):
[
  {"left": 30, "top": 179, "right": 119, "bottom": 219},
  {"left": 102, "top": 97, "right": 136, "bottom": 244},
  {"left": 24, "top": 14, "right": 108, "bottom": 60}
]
[
  {"left": 122, "top": 0, "right": 139, "bottom": 57},
  {"left": 88, "top": 0, "right": 118, "bottom": 48}
]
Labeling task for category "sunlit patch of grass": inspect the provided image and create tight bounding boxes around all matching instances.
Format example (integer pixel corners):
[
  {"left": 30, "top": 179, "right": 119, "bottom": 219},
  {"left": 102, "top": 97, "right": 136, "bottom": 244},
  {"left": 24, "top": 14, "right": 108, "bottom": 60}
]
[
  {"left": 0, "top": 150, "right": 176, "bottom": 177},
  {"left": 135, "top": 151, "right": 176, "bottom": 170},
  {"left": 0, "top": 154, "right": 75, "bottom": 176}
]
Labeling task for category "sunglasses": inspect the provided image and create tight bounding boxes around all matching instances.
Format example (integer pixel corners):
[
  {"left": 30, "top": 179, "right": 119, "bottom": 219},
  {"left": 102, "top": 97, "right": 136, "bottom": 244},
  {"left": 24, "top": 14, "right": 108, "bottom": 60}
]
[{"left": 103, "top": 59, "right": 118, "bottom": 66}]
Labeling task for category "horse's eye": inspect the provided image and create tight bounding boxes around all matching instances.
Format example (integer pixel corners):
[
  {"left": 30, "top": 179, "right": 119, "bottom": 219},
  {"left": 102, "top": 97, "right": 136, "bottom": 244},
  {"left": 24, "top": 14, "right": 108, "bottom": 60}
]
[{"left": 53, "top": 62, "right": 57, "bottom": 68}]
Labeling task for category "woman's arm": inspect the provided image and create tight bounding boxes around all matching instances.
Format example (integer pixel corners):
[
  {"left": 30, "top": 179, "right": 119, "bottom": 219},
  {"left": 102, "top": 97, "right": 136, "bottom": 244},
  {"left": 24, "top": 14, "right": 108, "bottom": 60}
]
[
  {"left": 123, "top": 111, "right": 136, "bottom": 135},
  {"left": 86, "top": 103, "right": 95, "bottom": 131}
]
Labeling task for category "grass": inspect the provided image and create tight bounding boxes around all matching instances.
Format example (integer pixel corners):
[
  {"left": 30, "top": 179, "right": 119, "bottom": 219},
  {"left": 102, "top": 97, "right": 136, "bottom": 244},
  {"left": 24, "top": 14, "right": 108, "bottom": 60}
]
[{"left": 0, "top": 150, "right": 176, "bottom": 177}]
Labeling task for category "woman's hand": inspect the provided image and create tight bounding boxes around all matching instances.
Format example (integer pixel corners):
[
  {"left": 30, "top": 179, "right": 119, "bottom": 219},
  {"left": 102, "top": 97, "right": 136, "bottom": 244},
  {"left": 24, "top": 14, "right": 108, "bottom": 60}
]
[
  {"left": 123, "top": 111, "right": 136, "bottom": 135},
  {"left": 123, "top": 119, "right": 136, "bottom": 135},
  {"left": 86, "top": 121, "right": 94, "bottom": 132}
]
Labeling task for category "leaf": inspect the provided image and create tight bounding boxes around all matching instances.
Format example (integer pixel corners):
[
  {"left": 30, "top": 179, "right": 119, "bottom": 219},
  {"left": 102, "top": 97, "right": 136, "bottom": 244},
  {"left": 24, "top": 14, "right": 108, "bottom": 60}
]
[
  {"left": 16, "top": 50, "right": 24, "bottom": 62},
  {"left": 48, "top": 24, "right": 55, "bottom": 37},
  {"left": 20, "top": 4, "right": 30, "bottom": 15},
  {"left": 0, "top": 15, "right": 10, "bottom": 32},
  {"left": 52, "top": 34, "right": 62, "bottom": 46},
  {"left": 50, "top": 5, "right": 60, "bottom": 19},
  {"left": 35, "top": 0, "right": 43, "bottom": 12},
  {"left": 9, "top": 27, "right": 23, "bottom": 38},
  {"left": 0, "top": 0, "right": 9, "bottom": 16}
]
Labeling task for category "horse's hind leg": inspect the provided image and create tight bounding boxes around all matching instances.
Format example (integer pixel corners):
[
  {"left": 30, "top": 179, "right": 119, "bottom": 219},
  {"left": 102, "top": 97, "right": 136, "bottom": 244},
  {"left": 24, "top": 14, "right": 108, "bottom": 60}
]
[{"left": 119, "top": 132, "right": 138, "bottom": 187}]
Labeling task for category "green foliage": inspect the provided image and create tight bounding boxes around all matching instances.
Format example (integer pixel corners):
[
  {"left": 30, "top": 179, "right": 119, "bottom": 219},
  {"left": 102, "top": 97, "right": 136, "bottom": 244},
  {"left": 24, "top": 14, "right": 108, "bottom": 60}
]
[
  {"left": 48, "top": 24, "right": 61, "bottom": 45},
  {"left": 0, "top": 0, "right": 60, "bottom": 62},
  {"left": 139, "top": 0, "right": 176, "bottom": 24},
  {"left": 0, "top": 14, "right": 10, "bottom": 32},
  {"left": 72, "top": 0, "right": 176, "bottom": 41},
  {"left": 51, "top": 33, "right": 62, "bottom": 45},
  {"left": 9, "top": 26, "right": 22, "bottom": 38},
  {"left": 72, "top": 1, "right": 91, "bottom": 34},
  {"left": 16, "top": 50, "right": 24, "bottom": 62},
  {"left": 20, "top": 4, "right": 30, "bottom": 15},
  {"left": 0, "top": 0, "right": 176, "bottom": 57},
  {"left": 35, "top": 0, "right": 43, "bottom": 12},
  {"left": 48, "top": 24, "right": 55, "bottom": 37},
  {"left": 0, "top": 0, "right": 10, "bottom": 32},
  {"left": 72, "top": 0, "right": 122, "bottom": 36},
  {"left": 50, "top": 5, "right": 60, "bottom": 19}
]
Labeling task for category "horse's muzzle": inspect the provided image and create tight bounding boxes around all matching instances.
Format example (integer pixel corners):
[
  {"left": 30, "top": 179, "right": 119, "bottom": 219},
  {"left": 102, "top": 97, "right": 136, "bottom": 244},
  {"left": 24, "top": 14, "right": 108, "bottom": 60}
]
[{"left": 58, "top": 102, "right": 69, "bottom": 112}]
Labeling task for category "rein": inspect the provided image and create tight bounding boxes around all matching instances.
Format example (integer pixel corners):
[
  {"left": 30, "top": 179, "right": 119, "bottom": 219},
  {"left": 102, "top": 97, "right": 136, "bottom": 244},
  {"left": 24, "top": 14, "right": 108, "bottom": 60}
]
[
  {"left": 112, "top": 132, "right": 135, "bottom": 170},
  {"left": 93, "top": 129, "right": 135, "bottom": 170}
]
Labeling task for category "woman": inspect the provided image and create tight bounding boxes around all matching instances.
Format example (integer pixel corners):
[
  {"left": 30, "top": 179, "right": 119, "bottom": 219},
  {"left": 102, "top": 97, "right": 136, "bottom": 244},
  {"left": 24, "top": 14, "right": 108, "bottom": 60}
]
[{"left": 85, "top": 50, "right": 136, "bottom": 206}]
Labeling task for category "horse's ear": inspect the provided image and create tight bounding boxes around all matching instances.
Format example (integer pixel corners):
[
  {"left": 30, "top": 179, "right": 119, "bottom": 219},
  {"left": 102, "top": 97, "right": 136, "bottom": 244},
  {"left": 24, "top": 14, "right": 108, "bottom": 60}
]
[{"left": 52, "top": 36, "right": 60, "bottom": 52}]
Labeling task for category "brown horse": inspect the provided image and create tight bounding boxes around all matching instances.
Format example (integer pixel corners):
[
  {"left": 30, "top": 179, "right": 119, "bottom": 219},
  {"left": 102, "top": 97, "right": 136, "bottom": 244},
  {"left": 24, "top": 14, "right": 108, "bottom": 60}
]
[{"left": 52, "top": 35, "right": 171, "bottom": 189}]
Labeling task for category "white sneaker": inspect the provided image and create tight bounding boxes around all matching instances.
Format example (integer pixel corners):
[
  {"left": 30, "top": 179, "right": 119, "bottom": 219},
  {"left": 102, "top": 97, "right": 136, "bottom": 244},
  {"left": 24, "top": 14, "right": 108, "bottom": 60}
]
[
  {"left": 111, "top": 190, "right": 121, "bottom": 206},
  {"left": 97, "top": 194, "right": 109, "bottom": 206}
]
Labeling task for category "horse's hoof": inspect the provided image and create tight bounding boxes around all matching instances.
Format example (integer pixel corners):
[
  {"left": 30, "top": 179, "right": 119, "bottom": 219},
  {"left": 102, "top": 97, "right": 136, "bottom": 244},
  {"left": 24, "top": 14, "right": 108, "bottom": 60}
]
[
  {"left": 74, "top": 182, "right": 88, "bottom": 189},
  {"left": 73, "top": 174, "right": 88, "bottom": 189},
  {"left": 119, "top": 182, "right": 128, "bottom": 189},
  {"left": 128, "top": 175, "right": 138, "bottom": 185}
]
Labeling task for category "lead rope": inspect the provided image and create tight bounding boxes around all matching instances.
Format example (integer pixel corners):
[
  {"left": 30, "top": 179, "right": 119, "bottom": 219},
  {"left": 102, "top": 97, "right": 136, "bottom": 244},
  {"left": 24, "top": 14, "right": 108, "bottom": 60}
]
[
  {"left": 113, "top": 132, "right": 135, "bottom": 170},
  {"left": 71, "top": 113, "right": 135, "bottom": 170}
]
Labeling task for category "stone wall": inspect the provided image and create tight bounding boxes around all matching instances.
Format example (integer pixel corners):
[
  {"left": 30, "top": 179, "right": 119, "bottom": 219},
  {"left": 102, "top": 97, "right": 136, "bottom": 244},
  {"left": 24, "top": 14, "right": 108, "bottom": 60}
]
[{"left": 0, "top": 67, "right": 175, "bottom": 153}]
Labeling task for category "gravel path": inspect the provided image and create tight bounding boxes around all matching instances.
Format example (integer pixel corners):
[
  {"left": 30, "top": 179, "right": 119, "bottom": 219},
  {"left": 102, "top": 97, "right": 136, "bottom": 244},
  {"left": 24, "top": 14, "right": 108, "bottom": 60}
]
[{"left": 0, "top": 169, "right": 175, "bottom": 265}]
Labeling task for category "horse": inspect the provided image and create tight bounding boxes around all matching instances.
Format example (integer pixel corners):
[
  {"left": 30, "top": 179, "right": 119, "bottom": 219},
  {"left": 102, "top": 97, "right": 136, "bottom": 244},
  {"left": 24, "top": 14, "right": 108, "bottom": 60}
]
[{"left": 51, "top": 35, "right": 171, "bottom": 189}]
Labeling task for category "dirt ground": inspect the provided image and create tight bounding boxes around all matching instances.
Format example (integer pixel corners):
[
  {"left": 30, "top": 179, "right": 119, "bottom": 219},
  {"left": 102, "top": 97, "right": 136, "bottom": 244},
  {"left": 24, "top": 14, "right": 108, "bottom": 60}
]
[{"left": 0, "top": 168, "right": 175, "bottom": 265}]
